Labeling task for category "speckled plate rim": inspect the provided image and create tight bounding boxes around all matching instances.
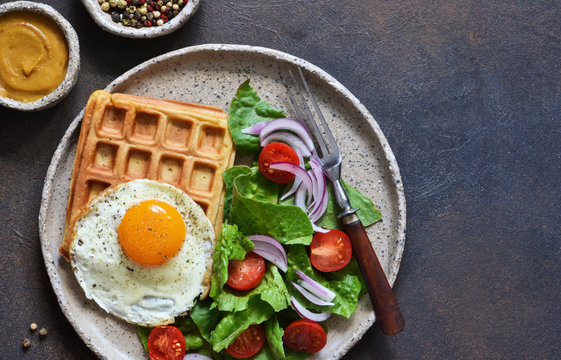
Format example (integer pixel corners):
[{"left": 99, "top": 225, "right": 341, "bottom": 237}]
[
  {"left": 0, "top": 1, "right": 80, "bottom": 111},
  {"left": 39, "top": 44, "right": 406, "bottom": 359},
  {"left": 79, "top": 0, "right": 200, "bottom": 39}
]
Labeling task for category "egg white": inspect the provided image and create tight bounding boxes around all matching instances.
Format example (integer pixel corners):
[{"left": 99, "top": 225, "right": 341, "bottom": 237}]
[{"left": 70, "top": 179, "right": 214, "bottom": 327}]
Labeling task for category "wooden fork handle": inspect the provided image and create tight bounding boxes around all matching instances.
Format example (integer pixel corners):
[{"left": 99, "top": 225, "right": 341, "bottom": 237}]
[{"left": 343, "top": 218, "right": 405, "bottom": 335}]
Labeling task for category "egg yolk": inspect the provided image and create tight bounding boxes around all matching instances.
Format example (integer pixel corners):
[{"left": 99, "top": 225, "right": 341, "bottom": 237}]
[{"left": 118, "top": 200, "right": 186, "bottom": 266}]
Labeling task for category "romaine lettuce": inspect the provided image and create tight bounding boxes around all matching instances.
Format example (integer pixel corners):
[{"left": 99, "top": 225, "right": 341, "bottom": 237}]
[
  {"left": 285, "top": 245, "right": 363, "bottom": 318},
  {"left": 228, "top": 79, "right": 286, "bottom": 153},
  {"left": 211, "top": 223, "right": 254, "bottom": 294},
  {"left": 263, "top": 315, "right": 285, "bottom": 360},
  {"left": 135, "top": 326, "right": 151, "bottom": 353},
  {"left": 230, "top": 168, "right": 314, "bottom": 245},
  {"left": 190, "top": 298, "right": 224, "bottom": 343},
  {"left": 211, "top": 264, "right": 290, "bottom": 313},
  {"left": 222, "top": 165, "right": 252, "bottom": 221},
  {"left": 210, "top": 297, "right": 275, "bottom": 352},
  {"left": 210, "top": 222, "right": 291, "bottom": 314},
  {"left": 316, "top": 180, "right": 382, "bottom": 230}
]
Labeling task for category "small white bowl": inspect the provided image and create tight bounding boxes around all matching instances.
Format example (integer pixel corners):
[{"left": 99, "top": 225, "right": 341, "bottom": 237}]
[
  {"left": 79, "top": 0, "right": 200, "bottom": 39},
  {"left": 0, "top": 1, "right": 80, "bottom": 112}
]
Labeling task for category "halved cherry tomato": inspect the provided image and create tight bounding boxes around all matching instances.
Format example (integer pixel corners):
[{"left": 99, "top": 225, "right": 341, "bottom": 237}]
[
  {"left": 226, "top": 251, "right": 266, "bottom": 291},
  {"left": 282, "top": 319, "right": 327, "bottom": 353},
  {"left": 225, "top": 324, "right": 266, "bottom": 358},
  {"left": 258, "top": 142, "right": 300, "bottom": 183},
  {"left": 147, "top": 325, "right": 186, "bottom": 360},
  {"left": 309, "top": 229, "right": 352, "bottom": 272}
]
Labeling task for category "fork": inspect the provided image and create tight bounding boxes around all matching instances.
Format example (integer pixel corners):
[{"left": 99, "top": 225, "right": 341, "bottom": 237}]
[{"left": 283, "top": 67, "right": 405, "bottom": 335}]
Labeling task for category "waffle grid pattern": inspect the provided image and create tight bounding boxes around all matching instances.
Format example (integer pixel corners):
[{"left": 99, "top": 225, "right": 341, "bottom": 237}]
[{"left": 60, "top": 91, "right": 235, "bottom": 259}]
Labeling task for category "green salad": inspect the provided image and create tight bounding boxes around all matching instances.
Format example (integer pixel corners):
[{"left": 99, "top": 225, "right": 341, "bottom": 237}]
[{"left": 137, "top": 80, "right": 382, "bottom": 360}]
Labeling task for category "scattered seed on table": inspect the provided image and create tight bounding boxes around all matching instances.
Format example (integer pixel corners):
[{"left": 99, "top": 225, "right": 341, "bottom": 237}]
[
  {"left": 39, "top": 328, "right": 48, "bottom": 337},
  {"left": 23, "top": 338, "right": 31, "bottom": 348},
  {"left": 29, "top": 323, "right": 37, "bottom": 331}
]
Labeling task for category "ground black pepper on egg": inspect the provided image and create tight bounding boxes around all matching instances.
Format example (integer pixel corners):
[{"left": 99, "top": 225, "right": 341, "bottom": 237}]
[{"left": 99, "top": 0, "right": 187, "bottom": 28}]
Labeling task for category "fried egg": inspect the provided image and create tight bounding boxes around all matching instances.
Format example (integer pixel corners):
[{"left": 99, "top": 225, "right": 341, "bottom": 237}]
[{"left": 69, "top": 179, "right": 214, "bottom": 327}]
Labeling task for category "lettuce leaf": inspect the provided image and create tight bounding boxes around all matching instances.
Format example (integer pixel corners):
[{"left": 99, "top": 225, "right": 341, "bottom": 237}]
[
  {"left": 252, "top": 345, "right": 276, "bottom": 360},
  {"left": 286, "top": 245, "right": 363, "bottom": 318},
  {"left": 135, "top": 326, "right": 151, "bottom": 353},
  {"left": 222, "top": 166, "right": 252, "bottom": 221},
  {"left": 211, "top": 223, "right": 254, "bottom": 294},
  {"left": 210, "top": 297, "right": 275, "bottom": 352},
  {"left": 191, "top": 299, "right": 288, "bottom": 359},
  {"left": 228, "top": 79, "right": 286, "bottom": 153},
  {"left": 189, "top": 300, "right": 240, "bottom": 359},
  {"left": 230, "top": 168, "right": 314, "bottom": 245},
  {"left": 172, "top": 317, "right": 209, "bottom": 351},
  {"left": 286, "top": 349, "right": 315, "bottom": 360},
  {"left": 263, "top": 315, "right": 285, "bottom": 360},
  {"left": 211, "top": 264, "right": 291, "bottom": 313},
  {"left": 190, "top": 298, "right": 225, "bottom": 343},
  {"left": 210, "top": 222, "right": 290, "bottom": 315},
  {"left": 313, "top": 180, "right": 382, "bottom": 230},
  {"left": 234, "top": 166, "right": 279, "bottom": 204}
]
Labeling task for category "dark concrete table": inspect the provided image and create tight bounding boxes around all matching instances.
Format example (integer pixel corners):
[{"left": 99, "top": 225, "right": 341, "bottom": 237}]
[{"left": 1, "top": 1, "right": 560, "bottom": 359}]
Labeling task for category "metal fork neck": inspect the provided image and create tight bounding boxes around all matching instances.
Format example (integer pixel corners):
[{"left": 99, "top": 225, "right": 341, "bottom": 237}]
[{"left": 331, "top": 178, "right": 359, "bottom": 219}]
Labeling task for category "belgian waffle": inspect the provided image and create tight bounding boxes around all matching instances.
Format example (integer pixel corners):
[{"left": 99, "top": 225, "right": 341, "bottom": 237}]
[{"left": 60, "top": 90, "right": 235, "bottom": 260}]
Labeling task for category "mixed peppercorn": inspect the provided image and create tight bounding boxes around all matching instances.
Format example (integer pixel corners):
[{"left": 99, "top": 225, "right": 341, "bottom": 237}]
[{"left": 98, "top": 0, "right": 188, "bottom": 28}]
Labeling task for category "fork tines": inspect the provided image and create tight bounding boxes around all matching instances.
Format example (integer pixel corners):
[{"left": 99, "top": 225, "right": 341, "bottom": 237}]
[{"left": 281, "top": 67, "right": 340, "bottom": 165}]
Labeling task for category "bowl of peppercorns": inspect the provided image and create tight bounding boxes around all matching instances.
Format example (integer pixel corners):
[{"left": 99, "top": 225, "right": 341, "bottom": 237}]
[{"left": 80, "top": 0, "right": 199, "bottom": 38}]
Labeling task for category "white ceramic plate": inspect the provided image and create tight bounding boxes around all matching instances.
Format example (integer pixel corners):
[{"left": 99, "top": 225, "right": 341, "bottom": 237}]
[{"left": 39, "top": 44, "right": 406, "bottom": 360}]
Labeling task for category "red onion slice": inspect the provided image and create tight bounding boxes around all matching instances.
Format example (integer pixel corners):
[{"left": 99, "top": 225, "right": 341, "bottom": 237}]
[
  {"left": 248, "top": 235, "right": 288, "bottom": 272},
  {"left": 248, "top": 235, "right": 286, "bottom": 255},
  {"left": 184, "top": 355, "right": 213, "bottom": 360},
  {"left": 241, "top": 121, "right": 270, "bottom": 135},
  {"left": 309, "top": 183, "right": 329, "bottom": 223},
  {"left": 306, "top": 169, "right": 318, "bottom": 210},
  {"left": 307, "top": 156, "right": 325, "bottom": 213},
  {"left": 269, "top": 162, "right": 313, "bottom": 204},
  {"left": 252, "top": 247, "right": 288, "bottom": 273},
  {"left": 291, "top": 297, "right": 331, "bottom": 322},
  {"left": 291, "top": 281, "right": 334, "bottom": 306},
  {"left": 260, "top": 132, "right": 312, "bottom": 158},
  {"left": 294, "top": 270, "right": 336, "bottom": 302},
  {"left": 280, "top": 147, "right": 304, "bottom": 201},
  {"left": 312, "top": 223, "right": 330, "bottom": 233},
  {"left": 294, "top": 182, "right": 307, "bottom": 212},
  {"left": 259, "top": 118, "right": 315, "bottom": 152}
]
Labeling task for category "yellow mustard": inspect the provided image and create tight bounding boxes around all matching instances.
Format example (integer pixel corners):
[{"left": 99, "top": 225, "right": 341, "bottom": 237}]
[{"left": 0, "top": 12, "right": 69, "bottom": 103}]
